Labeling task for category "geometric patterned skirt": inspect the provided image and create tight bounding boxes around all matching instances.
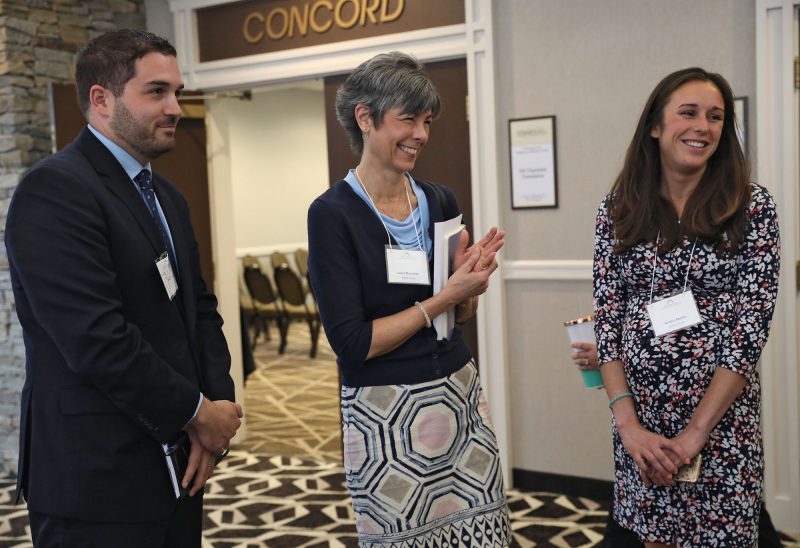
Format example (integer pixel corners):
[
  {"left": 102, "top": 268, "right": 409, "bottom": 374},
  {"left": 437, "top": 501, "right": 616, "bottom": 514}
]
[{"left": 341, "top": 359, "right": 510, "bottom": 547}]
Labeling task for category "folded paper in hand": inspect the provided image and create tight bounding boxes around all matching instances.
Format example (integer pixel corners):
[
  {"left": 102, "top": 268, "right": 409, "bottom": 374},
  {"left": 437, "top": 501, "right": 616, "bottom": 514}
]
[
  {"left": 163, "top": 432, "right": 191, "bottom": 499},
  {"left": 432, "top": 214, "right": 464, "bottom": 340}
]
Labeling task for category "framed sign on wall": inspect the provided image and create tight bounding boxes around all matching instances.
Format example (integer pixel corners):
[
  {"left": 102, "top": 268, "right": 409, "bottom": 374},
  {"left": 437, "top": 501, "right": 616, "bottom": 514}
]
[{"left": 509, "top": 115, "right": 558, "bottom": 209}]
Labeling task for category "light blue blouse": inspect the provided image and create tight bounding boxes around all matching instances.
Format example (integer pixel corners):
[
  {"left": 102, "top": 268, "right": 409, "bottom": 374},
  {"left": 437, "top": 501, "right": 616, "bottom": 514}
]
[{"left": 345, "top": 169, "right": 433, "bottom": 259}]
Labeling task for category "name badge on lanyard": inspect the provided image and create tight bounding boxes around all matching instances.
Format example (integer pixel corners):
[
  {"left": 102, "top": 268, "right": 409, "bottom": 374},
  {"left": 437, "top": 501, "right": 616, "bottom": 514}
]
[
  {"left": 353, "top": 169, "right": 430, "bottom": 286},
  {"left": 156, "top": 251, "right": 179, "bottom": 300},
  {"left": 386, "top": 246, "right": 431, "bottom": 285},
  {"left": 647, "top": 233, "right": 703, "bottom": 337},
  {"left": 647, "top": 290, "right": 702, "bottom": 337}
]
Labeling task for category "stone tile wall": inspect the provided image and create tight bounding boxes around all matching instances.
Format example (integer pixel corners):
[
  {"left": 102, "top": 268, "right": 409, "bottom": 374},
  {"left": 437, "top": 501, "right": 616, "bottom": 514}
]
[{"left": 0, "top": 0, "right": 146, "bottom": 474}]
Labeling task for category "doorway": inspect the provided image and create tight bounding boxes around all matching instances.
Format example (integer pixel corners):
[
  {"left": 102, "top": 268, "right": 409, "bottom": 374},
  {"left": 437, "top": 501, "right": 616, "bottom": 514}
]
[{"left": 221, "top": 57, "right": 474, "bottom": 462}]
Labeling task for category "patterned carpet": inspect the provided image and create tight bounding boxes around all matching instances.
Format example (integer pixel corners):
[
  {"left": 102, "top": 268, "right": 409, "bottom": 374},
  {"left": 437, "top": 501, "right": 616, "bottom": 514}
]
[
  {"left": 0, "top": 321, "right": 797, "bottom": 547},
  {"left": 200, "top": 451, "right": 608, "bottom": 547},
  {"left": 238, "top": 324, "right": 342, "bottom": 462},
  {"left": 0, "top": 461, "right": 608, "bottom": 548}
]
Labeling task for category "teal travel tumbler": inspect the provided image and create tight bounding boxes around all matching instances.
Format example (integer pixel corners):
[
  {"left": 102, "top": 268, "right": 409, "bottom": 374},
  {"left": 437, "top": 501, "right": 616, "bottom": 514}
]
[{"left": 564, "top": 315, "right": 603, "bottom": 389}]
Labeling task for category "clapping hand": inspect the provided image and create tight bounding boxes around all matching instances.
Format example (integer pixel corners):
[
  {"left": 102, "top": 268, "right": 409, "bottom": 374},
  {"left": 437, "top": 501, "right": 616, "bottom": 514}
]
[
  {"left": 441, "top": 227, "right": 506, "bottom": 308},
  {"left": 452, "top": 227, "right": 506, "bottom": 273}
]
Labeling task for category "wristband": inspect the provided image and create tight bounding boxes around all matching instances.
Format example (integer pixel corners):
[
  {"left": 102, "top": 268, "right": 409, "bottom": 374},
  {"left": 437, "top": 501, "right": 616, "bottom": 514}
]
[
  {"left": 414, "top": 301, "right": 432, "bottom": 328},
  {"left": 608, "top": 391, "right": 634, "bottom": 410}
]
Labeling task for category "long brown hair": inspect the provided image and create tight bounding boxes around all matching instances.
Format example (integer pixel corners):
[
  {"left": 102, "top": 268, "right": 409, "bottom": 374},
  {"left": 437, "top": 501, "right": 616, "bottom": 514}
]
[{"left": 610, "top": 68, "right": 750, "bottom": 255}]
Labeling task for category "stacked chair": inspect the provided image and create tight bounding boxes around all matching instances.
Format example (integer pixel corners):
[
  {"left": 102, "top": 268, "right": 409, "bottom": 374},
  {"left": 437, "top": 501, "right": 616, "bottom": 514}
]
[
  {"left": 270, "top": 250, "right": 290, "bottom": 270},
  {"left": 294, "top": 247, "right": 311, "bottom": 296},
  {"left": 242, "top": 255, "right": 288, "bottom": 354},
  {"left": 273, "top": 261, "right": 321, "bottom": 358},
  {"left": 241, "top": 250, "right": 321, "bottom": 357}
]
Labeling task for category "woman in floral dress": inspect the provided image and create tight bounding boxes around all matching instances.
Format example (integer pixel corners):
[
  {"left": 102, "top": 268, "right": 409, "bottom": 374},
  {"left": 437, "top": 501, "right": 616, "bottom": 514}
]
[{"left": 593, "top": 67, "right": 780, "bottom": 547}]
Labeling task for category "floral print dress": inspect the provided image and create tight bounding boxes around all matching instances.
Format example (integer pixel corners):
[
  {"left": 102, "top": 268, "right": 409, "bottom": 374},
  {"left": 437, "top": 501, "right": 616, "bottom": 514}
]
[{"left": 593, "top": 183, "right": 780, "bottom": 547}]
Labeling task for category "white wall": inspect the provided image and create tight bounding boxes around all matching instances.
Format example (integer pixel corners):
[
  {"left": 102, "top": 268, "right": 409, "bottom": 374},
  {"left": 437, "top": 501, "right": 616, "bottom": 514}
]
[
  {"left": 495, "top": 0, "right": 757, "bottom": 482},
  {"left": 216, "top": 85, "right": 330, "bottom": 252}
]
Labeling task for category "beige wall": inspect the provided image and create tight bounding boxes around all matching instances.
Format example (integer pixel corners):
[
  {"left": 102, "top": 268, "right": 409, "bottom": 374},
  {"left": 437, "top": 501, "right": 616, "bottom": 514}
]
[
  {"left": 495, "top": 0, "right": 757, "bottom": 480},
  {"left": 506, "top": 279, "right": 613, "bottom": 478}
]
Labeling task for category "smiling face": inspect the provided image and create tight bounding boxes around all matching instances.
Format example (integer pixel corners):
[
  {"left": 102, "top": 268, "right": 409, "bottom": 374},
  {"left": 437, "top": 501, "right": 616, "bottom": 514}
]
[
  {"left": 105, "top": 52, "right": 184, "bottom": 164},
  {"left": 363, "top": 106, "right": 432, "bottom": 174},
  {"left": 650, "top": 79, "right": 724, "bottom": 179}
]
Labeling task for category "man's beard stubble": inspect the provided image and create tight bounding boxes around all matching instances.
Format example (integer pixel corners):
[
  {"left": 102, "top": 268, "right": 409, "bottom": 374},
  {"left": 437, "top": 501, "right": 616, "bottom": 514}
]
[{"left": 109, "top": 99, "right": 177, "bottom": 161}]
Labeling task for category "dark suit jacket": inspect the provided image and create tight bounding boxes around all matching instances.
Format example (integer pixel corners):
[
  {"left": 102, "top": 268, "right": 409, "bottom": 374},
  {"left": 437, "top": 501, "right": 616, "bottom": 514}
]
[{"left": 4, "top": 127, "right": 234, "bottom": 522}]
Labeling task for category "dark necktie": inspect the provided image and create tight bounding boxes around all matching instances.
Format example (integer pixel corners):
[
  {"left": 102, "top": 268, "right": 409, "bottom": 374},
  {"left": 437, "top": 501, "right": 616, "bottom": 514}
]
[{"left": 135, "top": 169, "right": 177, "bottom": 270}]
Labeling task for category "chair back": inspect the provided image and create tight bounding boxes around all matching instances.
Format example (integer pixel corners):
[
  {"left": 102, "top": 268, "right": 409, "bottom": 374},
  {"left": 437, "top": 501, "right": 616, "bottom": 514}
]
[
  {"left": 242, "top": 254, "right": 261, "bottom": 270},
  {"left": 273, "top": 264, "right": 308, "bottom": 307},
  {"left": 243, "top": 264, "right": 278, "bottom": 305},
  {"left": 295, "top": 248, "right": 308, "bottom": 277},
  {"left": 273, "top": 264, "right": 322, "bottom": 358},
  {"left": 270, "top": 251, "right": 290, "bottom": 269}
]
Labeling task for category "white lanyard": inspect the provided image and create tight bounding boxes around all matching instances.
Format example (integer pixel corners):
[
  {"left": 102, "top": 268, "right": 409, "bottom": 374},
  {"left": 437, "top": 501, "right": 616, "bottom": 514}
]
[
  {"left": 355, "top": 167, "right": 430, "bottom": 286},
  {"left": 648, "top": 231, "right": 698, "bottom": 304},
  {"left": 354, "top": 167, "right": 425, "bottom": 253},
  {"left": 646, "top": 231, "right": 703, "bottom": 337}
]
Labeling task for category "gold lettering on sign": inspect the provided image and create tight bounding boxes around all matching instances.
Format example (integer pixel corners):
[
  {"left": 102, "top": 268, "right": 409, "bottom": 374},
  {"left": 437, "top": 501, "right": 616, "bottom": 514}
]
[
  {"left": 243, "top": 12, "right": 265, "bottom": 43},
  {"left": 242, "top": 0, "right": 406, "bottom": 44},
  {"left": 334, "top": 0, "right": 359, "bottom": 29},
  {"left": 309, "top": 0, "right": 334, "bottom": 33},
  {"left": 266, "top": 7, "right": 289, "bottom": 40},
  {"left": 360, "top": 0, "right": 380, "bottom": 26},
  {"left": 382, "top": 0, "right": 403, "bottom": 22},
  {"left": 290, "top": 4, "right": 310, "bottom": 37}
]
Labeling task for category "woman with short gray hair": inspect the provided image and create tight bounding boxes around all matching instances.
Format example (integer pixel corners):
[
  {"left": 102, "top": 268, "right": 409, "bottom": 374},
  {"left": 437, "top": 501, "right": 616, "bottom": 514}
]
[{"left": 308, "top": 51, "right": 510, "bottom": 546}]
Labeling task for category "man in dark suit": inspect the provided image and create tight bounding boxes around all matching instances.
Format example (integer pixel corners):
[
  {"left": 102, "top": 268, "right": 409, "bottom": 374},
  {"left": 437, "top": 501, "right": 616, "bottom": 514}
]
[{"left": 4, "top": 29, "right": 242, "bottom": 547}]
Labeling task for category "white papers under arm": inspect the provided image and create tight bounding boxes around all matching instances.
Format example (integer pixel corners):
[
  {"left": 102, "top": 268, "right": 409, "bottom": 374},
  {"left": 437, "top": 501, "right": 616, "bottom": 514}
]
[{"left": 432, "top": 214, "right": 464, "bottom": 340}]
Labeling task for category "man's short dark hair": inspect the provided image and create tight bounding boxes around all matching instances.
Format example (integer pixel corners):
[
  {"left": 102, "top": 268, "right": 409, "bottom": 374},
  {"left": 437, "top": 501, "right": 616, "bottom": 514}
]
[{"left": 75, "top": 29, "right": 177, "bottom": 116}]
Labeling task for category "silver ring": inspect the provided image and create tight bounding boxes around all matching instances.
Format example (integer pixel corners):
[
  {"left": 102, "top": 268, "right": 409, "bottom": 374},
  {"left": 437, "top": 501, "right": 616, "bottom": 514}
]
[
  {"left": 583, "top": 359, "right": 589, "bottom": 366},
  {"left": 481, "top": 265, "right": 489, "bottom": 271},
  {"left": 207, "top": 462, "right": 214, "bottom": 470}
]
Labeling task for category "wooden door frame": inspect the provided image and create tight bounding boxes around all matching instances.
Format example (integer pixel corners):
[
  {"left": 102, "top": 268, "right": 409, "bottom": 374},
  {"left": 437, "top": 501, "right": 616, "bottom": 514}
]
[
  {"left": 756, "top": 0, "right": 800, "bottom": 531},
  {"left": 169, "top": 0, "right": 512, "bottom": 484}
]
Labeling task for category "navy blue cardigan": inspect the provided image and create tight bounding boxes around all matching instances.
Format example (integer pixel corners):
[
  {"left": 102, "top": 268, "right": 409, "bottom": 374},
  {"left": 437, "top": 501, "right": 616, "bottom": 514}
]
[{"left": 307, "top": 179, "right": 472, "bottom": 387}]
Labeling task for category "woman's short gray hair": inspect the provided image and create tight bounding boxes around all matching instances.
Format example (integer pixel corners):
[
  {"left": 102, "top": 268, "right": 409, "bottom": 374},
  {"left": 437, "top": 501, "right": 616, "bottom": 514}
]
[{"left": 335, "top": 51, "right": 442, "bottom": 155}]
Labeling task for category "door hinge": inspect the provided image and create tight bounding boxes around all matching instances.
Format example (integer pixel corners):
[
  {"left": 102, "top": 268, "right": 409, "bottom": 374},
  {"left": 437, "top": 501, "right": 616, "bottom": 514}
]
[
  {"left": 796, "top": 260, "right": 800, "bottom": 291},
  {"left": 465, "top": 94, "right": 470, "bottom": 123},
  {"left": 795, "top": 56, "right": 800, "bottom": 90}
]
